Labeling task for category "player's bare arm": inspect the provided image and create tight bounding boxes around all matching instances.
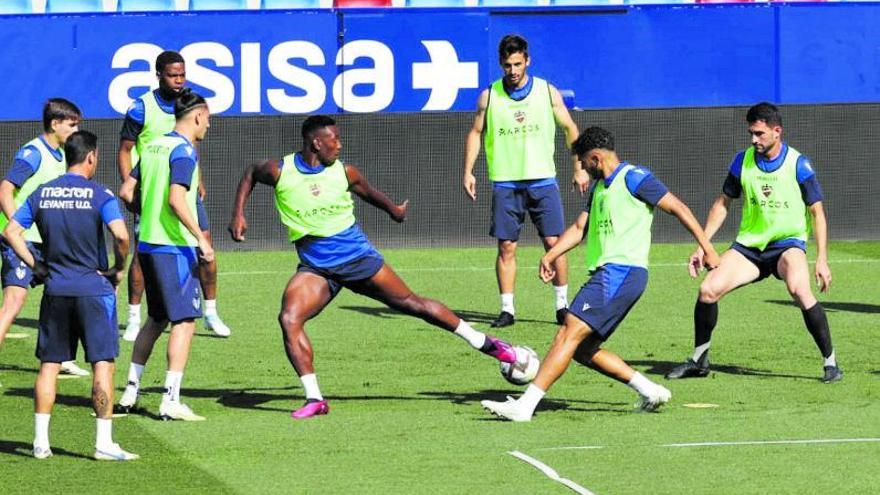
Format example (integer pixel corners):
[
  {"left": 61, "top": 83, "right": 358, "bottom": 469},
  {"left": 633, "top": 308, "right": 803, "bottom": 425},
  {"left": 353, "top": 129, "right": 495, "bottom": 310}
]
[
  {"left": 540, "top": 211, "right": 588, "bottom": 283},
  {"left": 117, "top": 138, "right": 136, "bottom": 180},
  {"left": 228, "top": 158, "right": 281, "bottom": 242},
  {"left": 689, "top": 193, "right": 733, "bottom": 272},
  {"left": 549, "top": 84, "right": 586, "bottom": 195},
  {"left": 0, "top": 180, "right": 19, "bottom": 221},
  {"left": 810, "top": 201, "right": 832, "bottom": 292},
  {"left": 99, "top": 219, "right": 130, "bottom": 286},
  {"left": 462, "top": 89, "right": 489, "bottom": 201},
  {"left": 168, "top": 184, "right": 213, "bottom": 263},
  {"left": 345, "top": 164, "right": 407, "bottom": 223},
  {"left": 3, "top": 219, "right": 47, "bottom": 280},
  {"left": 655, "top": 192, "right": 720, "bottom": 273}
]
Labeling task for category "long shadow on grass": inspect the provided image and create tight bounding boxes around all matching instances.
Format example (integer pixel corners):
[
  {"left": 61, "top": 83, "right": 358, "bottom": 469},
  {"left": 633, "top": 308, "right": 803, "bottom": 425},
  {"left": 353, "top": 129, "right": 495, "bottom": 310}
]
[
  {"left": 0, "top": 363, "right": 39, "bottom": 374},
  {"left": 9, "top": 317, "right": 38, "bottom": 330},
  {"left": 0, "top": 439, "right": 92, "bottom": 460},
  {"left": 338, "top": 306, "right": 555, "bottom": 325},
  {"left": 629, "top": 359, "right": 817, "bottom": 381},
  {"left": 418, "top": 390, "right": 629, "bottom": 415},
  {"left": 765, "top": 299, "right": 880, "bottom": 314}
]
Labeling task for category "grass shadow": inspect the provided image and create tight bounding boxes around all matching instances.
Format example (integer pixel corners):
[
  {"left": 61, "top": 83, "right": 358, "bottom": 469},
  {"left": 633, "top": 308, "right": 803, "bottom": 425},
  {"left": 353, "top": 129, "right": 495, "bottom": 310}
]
[
  {"left": 628, "top": 359, "right": 818, "bottom": 381},
  {"left": 338, "top": 306, "right": 556, "bottom": 326},
  {"left": 0, "top": 439, "right": 93, "bottom": 460},
  {"left": 765, "top": 299, "right": 880, "bottom": 314},
  {"left": 10, "top": 317, "right": 38, "bottom": 330},
  {"left": 0, "top": 363, "right": 39, "bottom": 374}
]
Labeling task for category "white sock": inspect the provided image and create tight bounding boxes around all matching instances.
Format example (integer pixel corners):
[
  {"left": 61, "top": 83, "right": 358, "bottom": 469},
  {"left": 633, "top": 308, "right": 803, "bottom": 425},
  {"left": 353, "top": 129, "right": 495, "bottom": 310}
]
[
  {"left": 300, "top": 374, "right": 323, "bottom": 401},
  {"left": 34, "top": 413, "right": 51, "bottom": 448},
  {"left": 553, "top": 284, "right": 568, "bottom": 310},
  {"left": 95, "top": 418, "right": 113, "bottom": 449},
  {"left": 692, "top": 342, "right": 711, "bottom": 362},
  {"left": 127, "top": 363, "right": 145, "bottom": 388},
  {"left": 163, "top": 370, "right": 183, "bottom": 402},
  {"left": 518, "top": 384, "right": 545, "bottom": 416},
  {"left": 824, "top": 351, "right": 837, "bottom": 368},
  {"left": 205, "top": 299, "right": 217, "bottom": 317},
  {"left": 500, "top": 293, "right": 515, "bottom": 315},
  {"left": 453, "top": 320, "right": 486, "bottom": 349},
  {"left": 128, "top": 304, "right": 141, "bottom": 322},
  {"left": 627, "top": 372, "right": 655, "bottom": 396}
]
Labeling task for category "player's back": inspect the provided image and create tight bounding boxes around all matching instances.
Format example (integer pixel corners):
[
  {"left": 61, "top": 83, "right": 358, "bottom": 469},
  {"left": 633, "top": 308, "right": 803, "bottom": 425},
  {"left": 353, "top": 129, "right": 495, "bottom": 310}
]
[{"left": 28, "top": 174, "right": 117, "bottom": 296}]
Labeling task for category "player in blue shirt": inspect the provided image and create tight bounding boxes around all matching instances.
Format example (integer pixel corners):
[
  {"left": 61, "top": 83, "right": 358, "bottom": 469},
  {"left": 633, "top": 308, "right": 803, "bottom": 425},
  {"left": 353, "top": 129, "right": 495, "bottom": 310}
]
[
  {"left": 4, "top": 131, "right": 137, "bottom": 460},
  {"left": 0, "top": 98, "right": 92, "bottom": 379},
  {"left": 118, "top": 50, "right": 230, "bottom": 340}
]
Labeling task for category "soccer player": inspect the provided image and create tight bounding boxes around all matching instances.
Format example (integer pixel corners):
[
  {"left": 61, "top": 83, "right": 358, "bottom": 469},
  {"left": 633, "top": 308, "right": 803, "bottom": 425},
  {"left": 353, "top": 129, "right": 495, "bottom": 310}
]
[
  {"left": 0, "top": 98, "right": 90, "bottom": 379},
  {"left": 116, "top": 89, "right": 214, "bottom": 421},
  {"left": 118, "top": 50, "right": 230, "bottom": 340},
  {"left": 481, "top": 127, "right": 720, "bottom": 422},
  {"left": 4, "top": 130, "right": 137, "bottom": 460},
  {"left": 462, "top": 34, "right": 585, "bottom": 328},
  {"left": 666, "top": 102, "right": 842, "bottom": 383},
  {"left": 228, "top": 115, "right": 530, "bottom": 419}
]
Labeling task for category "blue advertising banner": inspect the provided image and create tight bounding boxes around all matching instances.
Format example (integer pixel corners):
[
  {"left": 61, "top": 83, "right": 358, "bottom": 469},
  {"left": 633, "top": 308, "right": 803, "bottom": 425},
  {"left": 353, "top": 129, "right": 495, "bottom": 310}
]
[{"left": 1, "top": 4, "right": 880, "bottom": 120}]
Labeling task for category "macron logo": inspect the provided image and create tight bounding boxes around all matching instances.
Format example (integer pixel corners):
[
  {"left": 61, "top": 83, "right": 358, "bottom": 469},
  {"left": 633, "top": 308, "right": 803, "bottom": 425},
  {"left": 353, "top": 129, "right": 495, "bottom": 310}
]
[{"left": 412, "top": 40, "right": 478, "bottom": 111}]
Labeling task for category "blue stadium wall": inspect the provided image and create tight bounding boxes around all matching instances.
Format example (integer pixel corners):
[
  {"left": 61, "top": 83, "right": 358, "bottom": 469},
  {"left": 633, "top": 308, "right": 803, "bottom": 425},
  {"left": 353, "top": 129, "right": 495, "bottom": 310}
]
[{"left": 1, "top": 4, "right": 878, "bottom": 249}]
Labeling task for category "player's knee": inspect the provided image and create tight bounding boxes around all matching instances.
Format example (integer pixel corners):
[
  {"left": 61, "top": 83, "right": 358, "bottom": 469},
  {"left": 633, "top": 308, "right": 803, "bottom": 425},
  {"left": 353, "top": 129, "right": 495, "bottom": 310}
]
[
  {"left": 556, "top": 323, "right": 589, "bottom": 345},
  {"left": 497, "top": 242, "right": 516, "bottom": 260},
  {"left": 278, "top": 307, "right": 306, "bottom": 331},
  {"left": 698, "top": 282, "right": 721, "bottom": 303}
]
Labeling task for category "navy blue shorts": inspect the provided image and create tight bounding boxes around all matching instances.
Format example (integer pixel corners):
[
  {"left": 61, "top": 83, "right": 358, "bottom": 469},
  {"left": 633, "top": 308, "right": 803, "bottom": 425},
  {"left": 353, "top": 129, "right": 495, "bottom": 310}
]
[
  {"left": 1, "top": 238, "right": 43, "bottom": 289},
  {"left": 568, "top": 265, "right": 648, "bottom": 340},
  {"left": 197, "top": 197, "right": 209, "bottom": 232},
  {"left": 139, "top": 249, "right": 202, "bottom": 323},
  {"left": 731, "top": 242, "right": 804, "bottom": 282},
  {"left": 297, "top": 253, "right": 385, "bottom": 299},
  {"left": 490, "top": 183, "right": 565, "bottom": 241},
  {"left": 36, "top": 294, "right": 118, "bottom": 363}
]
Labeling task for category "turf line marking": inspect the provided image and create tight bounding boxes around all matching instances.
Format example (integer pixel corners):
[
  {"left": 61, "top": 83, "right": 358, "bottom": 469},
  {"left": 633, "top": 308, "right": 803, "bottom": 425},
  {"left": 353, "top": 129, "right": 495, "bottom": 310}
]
[
  {"left": 662, "top": 438, "right": 880, "bottom": 448},
  {"left": 508, "top": 450, "right": 597, "bottom": 495},
  {"left": 219, "top": 258, "right": 879, "bottom": 276}
]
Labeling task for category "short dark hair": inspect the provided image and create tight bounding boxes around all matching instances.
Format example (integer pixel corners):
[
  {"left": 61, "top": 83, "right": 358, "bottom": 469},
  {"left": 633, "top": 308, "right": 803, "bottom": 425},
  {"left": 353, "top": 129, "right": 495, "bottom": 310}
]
[
  {"left": 42, "top": 98, "right": 81, "bottom": 132},
  {"left": 746, "top": 102, "right": 783, "bottom": 127},
  {"left": 174, "top": 88, "right": 207, "bottom": 119},
  {"left": 498, "top": 34, "right": 528, "bottom": 61},
  {"left": 63, "top": 130, "right": 97, "bottom": 167},
  {"left": 301, "top": 115, "right": 336, "bottom": 141},
  {"left": 156, "top": 50, "right": 185, "bottom": 74},
  {"left": 572, "top": 126, "right": 615, "bottom": 157}
]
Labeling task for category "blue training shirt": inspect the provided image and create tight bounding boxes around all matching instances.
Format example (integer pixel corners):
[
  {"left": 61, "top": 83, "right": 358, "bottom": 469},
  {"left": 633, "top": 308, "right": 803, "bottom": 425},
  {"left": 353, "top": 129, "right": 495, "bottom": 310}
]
[
  {"left": 285, "top": 154, "right": 379, "bottom": 268},
  {"left": 583, "top": 163, "right": 669, "bottom": 214},
  {"left": 13, "top": 173, "right": 123, "bottom": 297},
  {"left": 722, "top": 143, "right": 821, "bottom": 250}
]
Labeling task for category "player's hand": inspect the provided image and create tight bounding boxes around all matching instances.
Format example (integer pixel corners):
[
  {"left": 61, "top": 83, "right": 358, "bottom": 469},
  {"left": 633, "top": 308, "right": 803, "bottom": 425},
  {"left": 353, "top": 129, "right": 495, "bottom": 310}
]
[
  {"left": 688, "top": 247, "right": 705, "bottom": 278},
  {"left": 703, "top": 248, "right": 721, "bottom": 272},
  {"left": 228, "top": 215, "right": 247, "bottom": 242},
  {"left": 198, "top": 182, "right": 207, "bottom": 201},
  {"left": 30, "top": 261, "right": 49, "bottom": 287},
  {"left": 815, "top": 256, "right": 832, "bottom": 293},
  {"left": 390, "top": 200, "right": 409, "bottom": 223},
  {"left": 198, "top": 237, "right": 215, "bottom": 264},
  {"left": 98, "top": 267, "right": 124, "bottom": 287},
  {"left": 539, "top": 255, "right": 556, "bottom": 283},
  {"left": 572, "top": 169, "right": 589, "bottom": 195},
  {"left": 463, "top": 173, "right": 477, "bottom": 201}
]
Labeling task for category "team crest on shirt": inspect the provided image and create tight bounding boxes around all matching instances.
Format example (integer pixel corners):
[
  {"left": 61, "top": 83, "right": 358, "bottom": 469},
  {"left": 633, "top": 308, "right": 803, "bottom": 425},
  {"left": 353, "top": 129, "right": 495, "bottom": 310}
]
[
  {"left": 761, "top": 184, "right": 773, "bottom": 197},
  {"left": 15, "top": 266, "right": 26, "bottom": 280},
  {"left": 310, "top": 184, "right": 321, "bottom": 197},
  {"left": 514, "top": 110, "right": 526, "bottom": 123}
]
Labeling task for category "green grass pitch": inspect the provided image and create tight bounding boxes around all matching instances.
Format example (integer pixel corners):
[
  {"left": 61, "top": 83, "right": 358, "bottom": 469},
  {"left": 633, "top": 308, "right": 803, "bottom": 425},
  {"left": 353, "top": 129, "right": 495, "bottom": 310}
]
[{"left": 0, "top": 242, "right": 878, "bottom": 494}]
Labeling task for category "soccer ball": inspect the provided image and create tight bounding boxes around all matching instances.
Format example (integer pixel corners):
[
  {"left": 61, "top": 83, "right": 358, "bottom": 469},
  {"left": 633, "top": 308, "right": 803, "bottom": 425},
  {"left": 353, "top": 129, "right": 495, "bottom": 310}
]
[{"left": 500, "top": 346, "right": 540, "bottom": 385}]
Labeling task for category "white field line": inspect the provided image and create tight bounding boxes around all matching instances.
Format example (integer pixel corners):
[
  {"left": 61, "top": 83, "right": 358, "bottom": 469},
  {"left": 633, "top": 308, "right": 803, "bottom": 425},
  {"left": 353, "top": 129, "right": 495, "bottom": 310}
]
[
  {"left": 219, "top": 258, "right": 879, "bottom": 276},
  {"left": 537, "top": 437, "right": 880, "bottom": 452},
  {"left": 508, "top": 450, "right": 597, "bottom": 495}
]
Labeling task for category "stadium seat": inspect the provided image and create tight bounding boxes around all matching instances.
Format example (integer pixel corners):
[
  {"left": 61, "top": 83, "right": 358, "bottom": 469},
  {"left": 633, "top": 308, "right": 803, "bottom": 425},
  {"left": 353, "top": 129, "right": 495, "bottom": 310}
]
[
  {"left": 46, "top": 0, "right": 106, "bottom": 13},
  {"left": 0, "top": 0, "right": 34, "bottom": 14},
  {"left": 118, "top": 0, "right": 180, "bottom": 11},
  {"left": 261, "top": 0, "right": 324, "bottom": 8},
  {"left": 334, "top": 0, "right": 391, "bottom": 6},
  {"left": 189, "top": 0, "right": 250, "bottom": 9}
]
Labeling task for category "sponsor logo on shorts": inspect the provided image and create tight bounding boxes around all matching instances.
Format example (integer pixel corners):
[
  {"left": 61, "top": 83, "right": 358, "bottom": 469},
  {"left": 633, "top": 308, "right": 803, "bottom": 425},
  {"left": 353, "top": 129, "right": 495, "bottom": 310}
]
[
  {"left": 581, "top": 301, "right": 591, "bottom": 312},
  {"left": 15, "top": 266, "right": 26, "bottom": 280},
  {"left": 192, "top": 297, "right": 201, "bottom": 310}
]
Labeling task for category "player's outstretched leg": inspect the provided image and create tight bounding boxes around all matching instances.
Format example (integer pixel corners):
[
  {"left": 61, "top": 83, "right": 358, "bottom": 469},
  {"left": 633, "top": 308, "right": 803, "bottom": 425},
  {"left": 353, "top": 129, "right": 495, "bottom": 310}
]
[
  {"left": 278, "top": 271, "right": 334, "bottom": 419},
  {"left": 777, "top": 249, "right": 842, "bottom": 383},
  {"left": 351, "top": 263, "right": 521, "bottom": 364},
  {"left": 117, "top": 317, "right": 168, "bottom": 413},
  {"left": 667, "top": 249, "right": 759, "bottom": 379},
  {"left": 158, "top": 319, "right": 204, "bottom": 421}
]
